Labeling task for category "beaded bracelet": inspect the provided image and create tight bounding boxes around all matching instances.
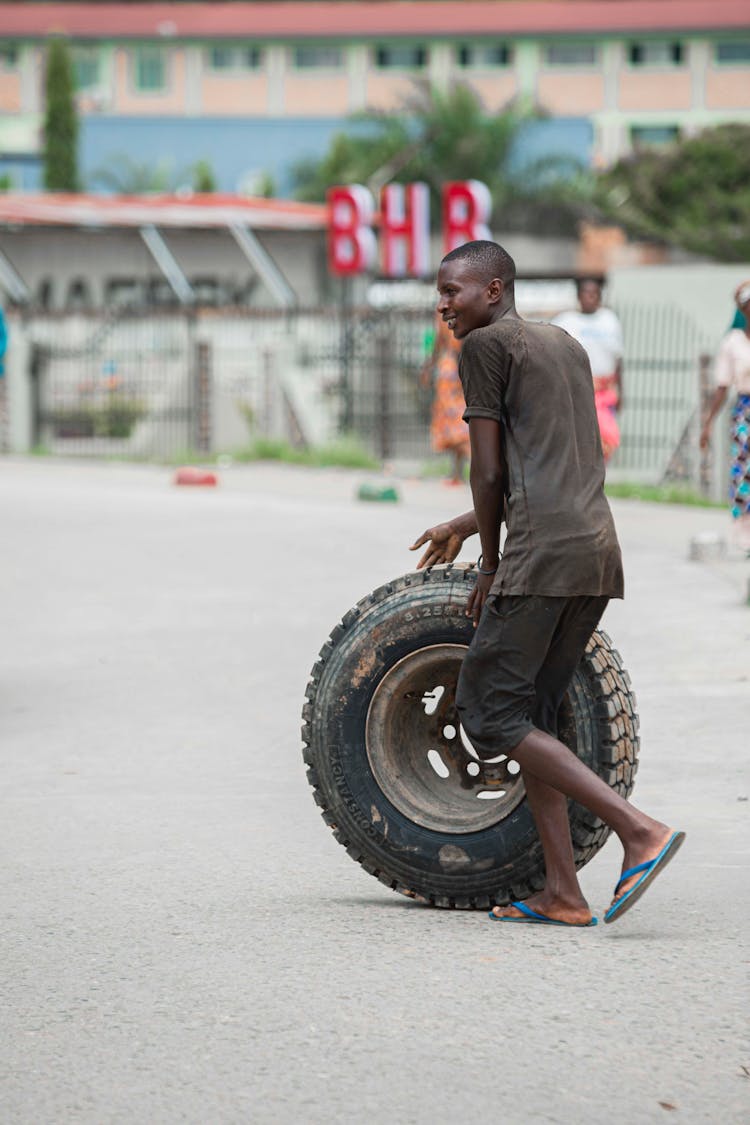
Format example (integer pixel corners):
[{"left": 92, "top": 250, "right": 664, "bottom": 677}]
[{"left": 477, "top": 554, "right": 498, "bottom": 576}]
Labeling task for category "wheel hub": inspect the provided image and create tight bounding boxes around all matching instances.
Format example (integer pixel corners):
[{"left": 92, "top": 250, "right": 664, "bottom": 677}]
[{"left": 365, "top": 644, "right": 525, "bottom": 834}]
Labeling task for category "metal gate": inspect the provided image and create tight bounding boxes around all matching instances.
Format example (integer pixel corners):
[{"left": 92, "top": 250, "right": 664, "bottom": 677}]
[{"left": 611, "top": 302, "right": 714, "bottom": 483}]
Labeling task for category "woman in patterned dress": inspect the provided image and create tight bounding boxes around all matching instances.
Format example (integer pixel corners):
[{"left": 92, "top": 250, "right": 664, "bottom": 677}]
[
  {"left": 421, "top": 316, "right": 470, "bottom": 485},
  {"left": 700, "top": 281, "right": 750, "bottom": 553}
]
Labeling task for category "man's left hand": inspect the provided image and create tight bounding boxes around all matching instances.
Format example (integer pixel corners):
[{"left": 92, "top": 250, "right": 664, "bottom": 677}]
[{"left": 466, "top": 570, "right": 495, "bottom": 627}]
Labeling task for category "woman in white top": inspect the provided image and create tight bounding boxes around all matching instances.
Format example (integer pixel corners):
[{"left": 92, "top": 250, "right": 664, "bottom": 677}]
[
  {"left": 700, "top": 281, "right": 750, "bottom": 552},
  {"left": 553, "top": 278, "right": 624, "bottom": 463}
]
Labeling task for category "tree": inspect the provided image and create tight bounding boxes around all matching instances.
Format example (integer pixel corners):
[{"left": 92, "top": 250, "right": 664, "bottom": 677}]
[
  {"left": 290, "top": 81, "right": 596, "bottom": 235},
  {"left": 291, "top": 81, "right": 540, "bottom": 220},
  {"left": 595, "top": 123, "right": 750, "bottom": 262},
  {"left": 89, "top": 154, "right": 176, "bottom": 194},
  {"left": 43, "top": 37, "right": 79, "bottom": 191}
]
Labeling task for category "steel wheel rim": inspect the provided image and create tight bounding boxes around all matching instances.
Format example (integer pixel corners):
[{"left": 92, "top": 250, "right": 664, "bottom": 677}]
[{"left": 365, "top": 644, "right": 525, "bottom": 834}]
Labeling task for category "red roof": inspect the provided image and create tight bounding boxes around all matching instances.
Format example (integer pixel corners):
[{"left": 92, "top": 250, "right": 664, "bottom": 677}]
[
  {"left": 0, "top": 2, "right": 747, "bottom": 40},
  {"left": 0, "top": 193, "right": 327, "bottom": 231}
]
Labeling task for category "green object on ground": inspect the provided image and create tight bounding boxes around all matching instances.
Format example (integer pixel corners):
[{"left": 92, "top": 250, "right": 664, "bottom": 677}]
[{"left": 357, "top": 480, "right": 400, "bottom": 503}]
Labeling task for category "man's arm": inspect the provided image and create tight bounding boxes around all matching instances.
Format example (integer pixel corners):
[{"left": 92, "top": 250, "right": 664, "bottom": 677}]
[
  {"left": 410, "top": 510, "right": 478, "bottom": 568},
  {"left": 466, "top": 417, "right": 505, "bottom": 626}
]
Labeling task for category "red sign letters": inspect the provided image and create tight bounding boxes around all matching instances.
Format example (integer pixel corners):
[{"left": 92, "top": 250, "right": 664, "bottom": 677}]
[{"left": 327, "top": 180, "right": 492, "bottom": 277}]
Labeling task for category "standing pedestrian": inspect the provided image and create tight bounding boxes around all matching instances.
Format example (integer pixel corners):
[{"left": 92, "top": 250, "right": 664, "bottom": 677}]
[
  {"left": 421, "top": 315, "right": 470, "bottom": 485},
  {"left": 410, "top": 240, "right": 684, "bottom": 927},
  {"left": 553, "top": 278, "right": 623, "bottom": 463},
  {"left": 700, "top": 280, "right": 750, "bottom": 555}
]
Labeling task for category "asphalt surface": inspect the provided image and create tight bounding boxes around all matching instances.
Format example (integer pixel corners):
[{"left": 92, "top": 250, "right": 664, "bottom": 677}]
[{"left": 1, "top": 458, "right": 748, "bottom": 1125}]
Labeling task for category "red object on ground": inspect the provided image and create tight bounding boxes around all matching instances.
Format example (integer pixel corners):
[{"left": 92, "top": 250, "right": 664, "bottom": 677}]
[{"left": 173, "top": 467, "right": 218, "bottom": 487}]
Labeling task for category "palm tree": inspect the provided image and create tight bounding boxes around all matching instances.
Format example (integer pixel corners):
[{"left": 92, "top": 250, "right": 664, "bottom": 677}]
[{"left": 291, "top": 81, "right": 538, "bottom": 217}]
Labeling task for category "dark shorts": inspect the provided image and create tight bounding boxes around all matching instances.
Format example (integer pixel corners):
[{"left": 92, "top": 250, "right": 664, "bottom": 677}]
[{"left": 455, "top": 594, "right": 609, "bottom": 759}]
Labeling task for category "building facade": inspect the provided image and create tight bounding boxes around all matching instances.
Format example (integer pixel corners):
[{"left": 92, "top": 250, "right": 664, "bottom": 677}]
[{"left": 0, "top": 1, "right": 749, "bottom": 192}]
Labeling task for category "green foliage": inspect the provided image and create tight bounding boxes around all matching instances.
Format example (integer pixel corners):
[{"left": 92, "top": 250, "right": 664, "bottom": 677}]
[
  {"left": 191, "top": 159, "right": 217, "bottom": 193},
  {"left": 595, "top": 124, "right": 750, "bottom": 262},
  {"left": 50, "top": 397, "right": 147, "bottom": 439},
  {"left": 605, "top": 482, "right": 722, "bottom": 508},
  {"left": 43, "top": 37, "right": 79, "bottom": 191},
  {"left": 89, "top": 154, "right": 176, "bottom": 194},
  {"left": 233, "top": 434, "right": 379, "bottom": 469},
  {"left": 291, "top": 81, "right": 540, "bottom": 218},
  {"left": 0, "top": 173, "right": 13, "bottom": 192}
]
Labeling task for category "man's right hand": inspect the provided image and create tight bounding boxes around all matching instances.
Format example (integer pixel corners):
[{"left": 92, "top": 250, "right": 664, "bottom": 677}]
[{"left": 409, "top": 522, "right": 464, "bottom": 569}]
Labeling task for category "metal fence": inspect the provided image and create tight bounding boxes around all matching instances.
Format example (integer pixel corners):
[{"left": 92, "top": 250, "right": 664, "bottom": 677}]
[
  {"left": 610, "top": 302, "right": 713, "bottom": 484},
  {"left": 26, "top": 306, "right": 436, "bottom": 461},
  {"left": 23, "top": 302, "right": 718, "bottom": 486}
]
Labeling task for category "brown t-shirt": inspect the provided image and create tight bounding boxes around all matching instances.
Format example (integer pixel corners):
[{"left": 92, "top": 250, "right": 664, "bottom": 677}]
[{"left": 459, "top": 316, "right": 624, "bottom": 598}]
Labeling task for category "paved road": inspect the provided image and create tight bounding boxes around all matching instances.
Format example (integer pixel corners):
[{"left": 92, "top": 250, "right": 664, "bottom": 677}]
[{"left": 1, "top": 459, "right": 748, "bottom": 1124}]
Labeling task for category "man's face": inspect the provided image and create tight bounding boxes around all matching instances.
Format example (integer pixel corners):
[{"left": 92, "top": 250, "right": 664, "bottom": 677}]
[
  {"left": 578, "top": 281, "right": 602, "bottom": 315},
  {"left": 437, "top": 260, "right": 496, "bottom": 339}
]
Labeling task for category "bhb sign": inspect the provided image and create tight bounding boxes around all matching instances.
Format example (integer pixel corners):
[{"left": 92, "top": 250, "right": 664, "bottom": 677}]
[{"left": 327, "top": 180, "right": 491, "bottom": 278}]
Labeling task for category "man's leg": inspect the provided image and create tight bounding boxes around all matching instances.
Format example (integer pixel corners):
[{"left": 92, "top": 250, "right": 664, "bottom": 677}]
[
  {"left": 458, "top": 595, "right": 677, "bottom": 918},
  {"left": 491, "top": 597, "right": 607, "bottom": 923},
  {"left": 511, "top": 727, "right": 672, "bottom": 907},
  {"left": 504, "top": 774, "right": 593, "bottom": 921}
]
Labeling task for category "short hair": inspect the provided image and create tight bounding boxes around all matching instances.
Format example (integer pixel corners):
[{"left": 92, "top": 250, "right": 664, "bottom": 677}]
[{"left": 442, "top": 240, "right": 516, "bottom": 294}]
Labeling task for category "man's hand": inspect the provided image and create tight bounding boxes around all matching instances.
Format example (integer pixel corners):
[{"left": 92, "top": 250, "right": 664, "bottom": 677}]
[
  {"left": 466, "top": 570, "right": 495, "bottom": 627},
  {"left": 410, "top": 521, "right": 464, "bottom": 569}
]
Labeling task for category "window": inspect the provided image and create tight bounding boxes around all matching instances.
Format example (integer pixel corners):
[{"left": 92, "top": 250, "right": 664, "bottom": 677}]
[
  {"left": 73, "top": 45, "right": 101, "bottom": 90},
  {"left": 292, "top": 46, "right": 343, "bottom": 69},
  {"left": 457, "top": 43, "right": 511, "bottom": 68},
  {"left": 628, "top": 41, "right": 684, "bottom": 66},
  {"left": 544, "top": 42, "right": 597, "bottom": 66},
  {"left": 133, "top": 45, "right": 167, "bottom": 92},
  {"left": 630, "top": 125, "right": 680, "bottom": 149},
  {"left": 374, "top": 45, "right": 427, "bottom": 69},
  {"left": 715, "top": 41, "right": 750, "bottom": 63},
  {"left": 206, "top": 45, "right": 262, "bottom": 70},
  {"left": 0, "top": 43, "right": 19, "bottom": 69}
]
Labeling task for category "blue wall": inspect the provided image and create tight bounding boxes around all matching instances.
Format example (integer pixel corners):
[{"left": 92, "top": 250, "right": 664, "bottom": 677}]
[{"left": 2, "top": 115, "right": 592, "bottom": 195}]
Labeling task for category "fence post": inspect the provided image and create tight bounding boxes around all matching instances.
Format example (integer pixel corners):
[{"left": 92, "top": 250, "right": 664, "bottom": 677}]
[
  {"left": 28, "top": 342, "right": 48, "bottom": 450},
  {"left": 339, "top": 281, "right": 354, "bottom": 434},
  {"left": 262, "top": 346, "right": 275, "bottom": 437},
  {"left": 375, "top": 327, "right": 392, "bottom": 462},
  {"left": 698, "top": 352, "right": 712, "bottom": 498},
  {"left": 194, "top": 339, "right": 212, "bottom": 454}
]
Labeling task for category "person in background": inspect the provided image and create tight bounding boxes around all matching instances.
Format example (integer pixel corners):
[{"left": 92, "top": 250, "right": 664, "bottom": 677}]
[
  {"left": 553, "top": 278, "right": 623, "bottom": 463},
  {"left": 0, "top": 301, "right": 7, "bottom": 377},
  {"left": 420, "top": 315, "right": 470, "bottom": 485},
  {"left": 700, "top": 281, "right": 750, "bottom": 555},
  {"left": 0, "top": 302, "right": 8, "bottom": 453}
]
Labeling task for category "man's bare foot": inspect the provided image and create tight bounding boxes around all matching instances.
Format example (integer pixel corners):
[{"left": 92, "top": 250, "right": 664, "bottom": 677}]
[
  {"left": 490, "top": 892, "right": 594, "bottom": 926},
  {"left": 613, "top": 823, "right": 676, "bottom": 903}
]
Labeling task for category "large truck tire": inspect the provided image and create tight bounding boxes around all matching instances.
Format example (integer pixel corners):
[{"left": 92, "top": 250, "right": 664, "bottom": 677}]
[{"left": 302, "top": 565, "right": 639, "bottom": 910}]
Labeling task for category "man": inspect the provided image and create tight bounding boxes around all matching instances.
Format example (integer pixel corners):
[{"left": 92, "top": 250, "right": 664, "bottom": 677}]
[
  {"left": 553, "top": 278, "right": 623, "bottom": 462},
  {"left": 410, "top": 241, "right": 683, "bottom": 926}
]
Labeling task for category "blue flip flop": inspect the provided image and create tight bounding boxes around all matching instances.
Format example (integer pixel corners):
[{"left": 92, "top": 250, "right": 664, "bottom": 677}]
[
  {"left": 604, "top": 830, "right": 686, "bottom": 924},
  {"left": 488, "top": 901, "right": 598, "bottom": 927}
]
